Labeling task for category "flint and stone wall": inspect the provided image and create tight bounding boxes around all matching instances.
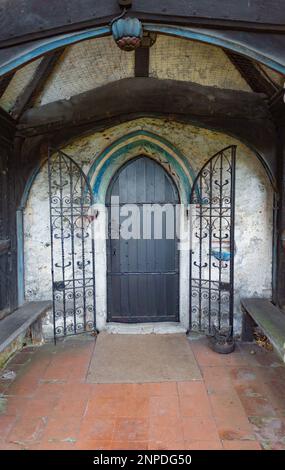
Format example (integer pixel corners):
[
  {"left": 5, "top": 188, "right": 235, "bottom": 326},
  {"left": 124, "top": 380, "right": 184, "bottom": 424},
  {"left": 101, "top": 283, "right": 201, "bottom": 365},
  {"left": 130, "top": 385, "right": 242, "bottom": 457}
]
[{"left": 23, "top": 118, "right": 273, "bottom": 338}]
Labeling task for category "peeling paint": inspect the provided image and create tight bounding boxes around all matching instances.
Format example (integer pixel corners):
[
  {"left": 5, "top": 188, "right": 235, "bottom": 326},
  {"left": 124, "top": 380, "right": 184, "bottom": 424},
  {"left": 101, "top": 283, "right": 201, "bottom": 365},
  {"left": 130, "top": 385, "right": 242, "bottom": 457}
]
[{"left": 24, "top": 118, "right": 273, "bottom": 338}]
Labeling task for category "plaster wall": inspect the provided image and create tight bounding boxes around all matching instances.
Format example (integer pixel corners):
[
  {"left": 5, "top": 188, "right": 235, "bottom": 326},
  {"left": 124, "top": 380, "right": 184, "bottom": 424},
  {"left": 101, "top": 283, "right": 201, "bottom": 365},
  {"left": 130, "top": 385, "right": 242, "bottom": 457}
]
[{"left": 23, "top": 118, "right": 273, "bottom": 338}]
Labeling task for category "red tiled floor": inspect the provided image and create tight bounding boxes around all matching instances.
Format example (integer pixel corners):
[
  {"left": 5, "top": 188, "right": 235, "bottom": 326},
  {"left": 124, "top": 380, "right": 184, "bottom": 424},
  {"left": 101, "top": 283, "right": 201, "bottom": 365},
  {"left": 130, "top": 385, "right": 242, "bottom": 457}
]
[
  {"left": 7, "top": 415, "right": 47, "bottom": 445},
  {"left": 182, "top": 416, "right": 220, "bottom": 442},
  {"left": 178, "top": 381, "right": 212, "bottom": 417},
  {"left": 113, "top": 418, "right": 149, "bottom": 442},
  {"left": 215, "top": 416, "right": 255, "bottom": 442},
  {"left": 0, "top": 415, "right": 17, "bottom": 442},
  {"left": 149, "top": 395, "right": 180, "bottom": 418},
  {"left": 1, "top": 336, "right": 285, "bottom": 450},
  {"left": 222, "top": 440, "right": 262, "bottom": 450},
  {"left": 110, "top": 441, "right": 149, "bottom": 450},
  {"left": 149, "top": 415, "right": 184, "bottom": 443},
  {"left": 41, "top": 416, "right": 81, "bottom": 444},
  {"left": 75, "top": 439, "right": 111, "bottom": 450},
  {"left": 79, "top": 416, "right": 115, "bottom": 442},
  {"left": 185, "top": 440, "right": 223, "bottom": 450}
]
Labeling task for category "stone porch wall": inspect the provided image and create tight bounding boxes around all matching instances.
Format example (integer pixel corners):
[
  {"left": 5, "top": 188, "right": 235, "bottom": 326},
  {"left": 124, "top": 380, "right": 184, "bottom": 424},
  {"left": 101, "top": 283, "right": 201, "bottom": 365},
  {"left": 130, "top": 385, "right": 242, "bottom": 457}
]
[{"left": 23, "top": 118, "right": 273, "bottom": 338}]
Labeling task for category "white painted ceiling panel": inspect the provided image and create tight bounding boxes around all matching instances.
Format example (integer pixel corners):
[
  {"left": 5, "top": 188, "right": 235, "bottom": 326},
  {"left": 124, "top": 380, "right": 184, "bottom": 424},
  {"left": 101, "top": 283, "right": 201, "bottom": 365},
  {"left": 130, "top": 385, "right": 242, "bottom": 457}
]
[
  {"left": 35, "top": 36, "right": 135, "bottom": 106},
  {"left": 149, "top": 35, "right": 252, "bottom": 92}
]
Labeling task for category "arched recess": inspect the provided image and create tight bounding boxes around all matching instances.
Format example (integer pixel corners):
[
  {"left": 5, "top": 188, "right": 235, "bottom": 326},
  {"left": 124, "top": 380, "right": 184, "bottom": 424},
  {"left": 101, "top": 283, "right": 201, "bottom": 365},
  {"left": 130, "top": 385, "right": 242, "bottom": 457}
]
[
  {"left": 87, "top": 130, "right": 196, "bottom": 205},
  {"left": 1, "top": 24, "right": 285, "bottom": 77},
  {"left": 88, "top": 130, "right": 194, "bottom": 331}
]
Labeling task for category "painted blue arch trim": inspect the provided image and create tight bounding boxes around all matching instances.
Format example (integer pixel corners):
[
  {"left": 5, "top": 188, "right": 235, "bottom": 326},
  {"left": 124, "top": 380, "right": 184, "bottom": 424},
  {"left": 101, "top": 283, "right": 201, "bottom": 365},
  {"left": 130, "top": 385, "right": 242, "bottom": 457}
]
[
  {"left": 19, "top": 158, "right": 47, "bottom": 209},
  {"left": 0, "top": 26, "right": 110, "bottom": 76},
  {"left": 1, "top": 23, "right": 284, "bottom": 77},
  {"left": 145, "top": 24, "right": 285, "bottom": 75},
  {"left": 87, "top": 130, "right": 196, "bottom": 204}
]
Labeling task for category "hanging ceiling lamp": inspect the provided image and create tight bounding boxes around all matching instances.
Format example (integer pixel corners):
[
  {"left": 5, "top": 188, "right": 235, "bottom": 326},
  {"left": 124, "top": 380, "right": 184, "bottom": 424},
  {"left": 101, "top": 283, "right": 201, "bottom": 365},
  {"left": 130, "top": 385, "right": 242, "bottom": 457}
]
[{"left": 111, "top": 0, "right": 143, "bottom": 51}]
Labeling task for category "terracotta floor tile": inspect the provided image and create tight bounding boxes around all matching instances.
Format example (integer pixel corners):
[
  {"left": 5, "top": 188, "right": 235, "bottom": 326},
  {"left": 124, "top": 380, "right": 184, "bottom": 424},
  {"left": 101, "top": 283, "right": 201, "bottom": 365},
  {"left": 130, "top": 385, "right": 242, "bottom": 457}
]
[
  {"left": 113, "top": 418, "right": 149, "bottom": 442},
  {"left": 110, "top": 441, "right": 149, "bottom": 450},
  {"left": 41, "top": 416, "right": 81, "bottom": 443},
  {"left": 229, "top": 367, "right": 259, "bottom": 385},
  {"left": 0, "top": 441, "right": 25, "bottom": 450},
  {"left": 28, "top": 440, "right": 76, "bottom": 450},
  {"left": 148, "top": 441, "right": 185, "bottom": 450},
  {"left": 0, "top": 396, "right": 31, "bottom": 417},
  {"left": 201, "top": 366, "right": 233, "bottom": 394},
  {"left": 51, "top": 392, "right": 89, "bottom": 419},
  {"left": 22, "top": 395, "right": 60, "bottom": 419},
  {"left": 121, "top": 396, "right": 150, "bottom": 418},
  {"left": 215, "top": 416, "right": 255, "bottom": 441},
  {"left": 209, "top": 391, "right": 247, "bottom": 421},
  {"left": 134, "top": 382, "right": 178, "bottom": 397},
  {"left": 222, "top": 440, "right": 262, "bottom": 450},
  {"left": 191, "top": 341, "right": 225, "bottom": 367},
  {"left": 182, "top": 417, "right": 219, "bottom": 442},
  {"left": 185, "top": 440, "right": 223, "bottom": 450},
  {"left": 6, "top": 377, "right": 40, "bottom": 398},
  {"left": 149, "top": 395, "right": 180, "bottom": 418},
  {"left": 149, "top": 416, "right": 184, "bottom": 443},
  {"left": 75, "top": 440, "right": 111, "bottom": 450},
  {"left": 34, "top": 381, "right": 66, "bottom": 399},
  {"left": 178, "top": 382, "right": 212, "bottom": 418},
  {"left": 87, "top": 396, "right": 128, "bottom": 418},
  {"left": 7, "top": 415, "right": 47, "bottom": 444},
  {"left": 0, "top": 415, "right": 17, "bottom": 441},
  {"left": 79, "top": 417, "right": 115, "bottom": 441},
  {"left": 42, "top": 362, "right": 73, "bottom": 382},
  {"left": 238, "top": 395, "right": 277, "bottom": 418},
  {"left": 177, "top": 381, "right": 207, "bottom": 396},
  {"left": 92, "top": 383, "right": 136, "bottom": 398}
]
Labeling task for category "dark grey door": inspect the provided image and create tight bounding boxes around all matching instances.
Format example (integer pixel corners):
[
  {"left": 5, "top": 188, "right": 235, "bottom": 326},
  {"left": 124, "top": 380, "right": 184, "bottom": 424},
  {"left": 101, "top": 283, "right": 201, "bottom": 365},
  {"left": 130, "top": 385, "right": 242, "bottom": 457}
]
[{"left": 107, "top": 156, "right": 179, "bottom": 323}]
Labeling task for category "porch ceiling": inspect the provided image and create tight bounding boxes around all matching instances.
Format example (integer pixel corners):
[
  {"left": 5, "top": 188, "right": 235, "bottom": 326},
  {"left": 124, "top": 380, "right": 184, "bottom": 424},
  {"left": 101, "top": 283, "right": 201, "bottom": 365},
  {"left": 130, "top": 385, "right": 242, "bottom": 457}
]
[{"left": 0, "top": 34, "right": 283, "bottom": 119}]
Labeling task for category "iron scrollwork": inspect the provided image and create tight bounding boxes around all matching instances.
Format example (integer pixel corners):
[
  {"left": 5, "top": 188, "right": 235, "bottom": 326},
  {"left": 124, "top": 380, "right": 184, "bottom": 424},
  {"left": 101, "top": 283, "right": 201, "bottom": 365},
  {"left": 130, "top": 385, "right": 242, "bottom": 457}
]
[
  {"left": 48, "top": 148, "right": 96, "bottom": 340},
  {"left": 189, "top": 146, "right": 236, "bottom": 335}
]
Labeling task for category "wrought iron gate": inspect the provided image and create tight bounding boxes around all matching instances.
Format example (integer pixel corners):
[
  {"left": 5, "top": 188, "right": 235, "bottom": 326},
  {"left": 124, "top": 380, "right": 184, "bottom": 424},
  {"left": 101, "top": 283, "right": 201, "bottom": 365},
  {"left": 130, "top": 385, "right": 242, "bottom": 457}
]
[
  {"left": 189, "top": 146, "right": 236, "bottom": 335},
  {"left": 48, "top": 148, "right": 96, "bottom": 340}
]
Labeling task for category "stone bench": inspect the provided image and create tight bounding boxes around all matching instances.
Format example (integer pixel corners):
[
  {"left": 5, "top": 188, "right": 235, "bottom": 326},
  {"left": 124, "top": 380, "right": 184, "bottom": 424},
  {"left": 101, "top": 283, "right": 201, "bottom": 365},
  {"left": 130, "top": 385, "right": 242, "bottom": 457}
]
[
  {"left": 0, "top": 301, "right": 51, "bottom": 367},
  {"left": 241, "top": 297, "right": 285, "bottom": 363}
]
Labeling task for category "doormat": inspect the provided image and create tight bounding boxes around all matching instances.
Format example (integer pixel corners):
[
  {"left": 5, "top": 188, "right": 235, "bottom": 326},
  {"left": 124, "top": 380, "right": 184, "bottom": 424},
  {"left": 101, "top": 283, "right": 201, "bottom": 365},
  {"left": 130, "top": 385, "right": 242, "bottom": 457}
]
[{"left": 87, "top": 332, "right": 201, "bottom": 383}]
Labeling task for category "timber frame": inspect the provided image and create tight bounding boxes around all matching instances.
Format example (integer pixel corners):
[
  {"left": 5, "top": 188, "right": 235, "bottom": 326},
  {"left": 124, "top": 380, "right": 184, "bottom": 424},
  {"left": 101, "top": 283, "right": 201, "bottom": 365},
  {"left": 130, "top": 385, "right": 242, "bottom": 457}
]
[{"left": 0, "top": 0, "right": 285, "bottom": 315}]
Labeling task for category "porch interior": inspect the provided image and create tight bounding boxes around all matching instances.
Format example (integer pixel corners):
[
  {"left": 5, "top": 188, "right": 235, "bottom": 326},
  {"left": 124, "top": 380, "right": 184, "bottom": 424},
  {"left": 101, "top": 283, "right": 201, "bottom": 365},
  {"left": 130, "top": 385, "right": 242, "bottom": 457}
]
[{"left": 1, "top": 0, "right": 285, "bottom": 452}]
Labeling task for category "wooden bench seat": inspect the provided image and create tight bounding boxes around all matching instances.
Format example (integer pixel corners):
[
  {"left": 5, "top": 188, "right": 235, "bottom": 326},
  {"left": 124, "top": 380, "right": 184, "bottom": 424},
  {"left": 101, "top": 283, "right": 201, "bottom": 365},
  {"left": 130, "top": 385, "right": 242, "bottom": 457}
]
[
  {"left": 241, "top": 298, "right": 285, "bottom": 362},
  {"left": 0, "top": 301, "right": 51, "bottom": 366}
]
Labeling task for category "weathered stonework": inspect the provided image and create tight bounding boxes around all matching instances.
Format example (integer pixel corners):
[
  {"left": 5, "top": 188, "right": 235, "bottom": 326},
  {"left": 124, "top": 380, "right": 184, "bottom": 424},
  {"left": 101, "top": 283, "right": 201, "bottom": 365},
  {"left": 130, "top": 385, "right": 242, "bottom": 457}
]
[{"left": 24, "top": 118, "right": 273, "bottom": 338}]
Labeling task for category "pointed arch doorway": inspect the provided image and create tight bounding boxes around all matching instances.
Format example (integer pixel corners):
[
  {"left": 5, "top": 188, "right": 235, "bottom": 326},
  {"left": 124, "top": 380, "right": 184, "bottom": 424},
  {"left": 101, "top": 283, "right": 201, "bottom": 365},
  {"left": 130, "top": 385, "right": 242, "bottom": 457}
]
[{"left": 106, "top": 156, "right": 180, "bottom": 323}]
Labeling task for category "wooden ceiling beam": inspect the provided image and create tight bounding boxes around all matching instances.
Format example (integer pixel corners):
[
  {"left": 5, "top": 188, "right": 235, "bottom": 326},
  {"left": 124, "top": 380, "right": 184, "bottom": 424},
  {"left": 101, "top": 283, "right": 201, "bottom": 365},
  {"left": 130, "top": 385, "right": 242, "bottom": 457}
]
[
  {"left": 225, "top": 50, "right": 278, "bottom": 97},
  {"left": 11, "top": 49, "right": 64, "bottom": 120},
  {"left": 0, "top": 73, "right": 14, "bottom": 98}
]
